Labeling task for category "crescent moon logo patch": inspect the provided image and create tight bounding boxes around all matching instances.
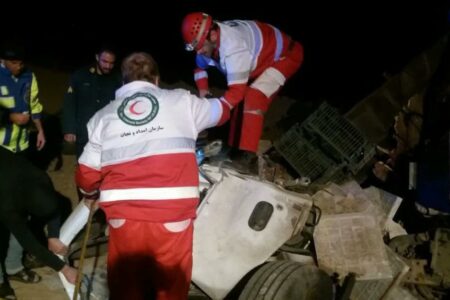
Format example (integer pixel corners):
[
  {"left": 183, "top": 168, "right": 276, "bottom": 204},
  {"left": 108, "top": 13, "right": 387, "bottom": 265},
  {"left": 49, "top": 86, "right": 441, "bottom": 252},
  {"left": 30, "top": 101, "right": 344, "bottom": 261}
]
[
  {"left": 118, "top": 92, "right": 159, "bottom": 126},
  {"left": 129, "top": 101, "right": 145, "bottom": 115}
]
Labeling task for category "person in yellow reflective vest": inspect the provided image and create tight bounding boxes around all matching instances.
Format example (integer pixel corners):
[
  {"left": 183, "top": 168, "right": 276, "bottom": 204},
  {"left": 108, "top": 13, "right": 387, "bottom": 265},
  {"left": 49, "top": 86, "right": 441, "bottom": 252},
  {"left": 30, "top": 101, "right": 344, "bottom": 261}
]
[{"left": 0, "top": 42, "right": 46, "bottom": 155}]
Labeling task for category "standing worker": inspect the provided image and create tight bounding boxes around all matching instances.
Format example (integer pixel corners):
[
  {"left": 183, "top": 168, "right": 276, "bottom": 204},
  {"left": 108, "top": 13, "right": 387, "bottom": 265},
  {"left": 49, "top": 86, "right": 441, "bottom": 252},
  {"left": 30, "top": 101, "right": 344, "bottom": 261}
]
[
  {"left": 76, "top": 52, "right": 230, "bottom": 300},
  {"left": 0, "top": 41, "right": 46, "bottom": 156},
  {"left": 63, "top": 46, "right": 122, "bottom": 158}
]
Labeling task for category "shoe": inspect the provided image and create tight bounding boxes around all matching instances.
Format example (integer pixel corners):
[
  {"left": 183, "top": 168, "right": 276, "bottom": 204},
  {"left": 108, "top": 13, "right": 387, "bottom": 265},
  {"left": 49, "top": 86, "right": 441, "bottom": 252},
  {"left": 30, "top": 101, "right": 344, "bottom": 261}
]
[
  {"left": 8, "top": 268, "right": 41, "bottom": 284},
  {"left": 0, "top": 282, "right": 16, "bottom": 299},
  {"left": 226, "top": 150, "right": 259, "bottom": 174}
]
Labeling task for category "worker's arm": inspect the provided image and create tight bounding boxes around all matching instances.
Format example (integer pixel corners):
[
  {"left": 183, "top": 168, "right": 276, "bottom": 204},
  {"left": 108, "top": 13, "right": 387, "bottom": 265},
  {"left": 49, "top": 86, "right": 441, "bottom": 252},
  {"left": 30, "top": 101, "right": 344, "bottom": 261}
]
[
  {"left": 76, "top": 112, "right": 103, "bottom": 197},
  {"left": 30, "top": 73, "right": 46, "bottom": 150},
  {"left": 188, "top": 90, "right": 231, "bottom": 133},
  {"left": 220, "top": 48, "right": 253, "bottom": 108},
  {"left": 33, "top": 118, "right": 46, "bottom": 150},
  {"left": 9, "top": 112, "right": 30, "bottom": 125},
  {"left": 3, "top": 213, "right": 77, "bottom": 283},
  {"left": 194, "top": 54, "right": 213, "bottom": 97},
  {"left": 3, "top": 213, "right": 65, "bottom": 272}
]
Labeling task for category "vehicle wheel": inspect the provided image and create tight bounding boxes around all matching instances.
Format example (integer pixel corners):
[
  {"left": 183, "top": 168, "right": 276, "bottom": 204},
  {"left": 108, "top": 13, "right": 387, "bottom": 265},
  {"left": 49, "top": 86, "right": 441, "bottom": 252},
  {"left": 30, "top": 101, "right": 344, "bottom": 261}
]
[{"left": 238, "top": 261, "right": 333, "bottom": 300}]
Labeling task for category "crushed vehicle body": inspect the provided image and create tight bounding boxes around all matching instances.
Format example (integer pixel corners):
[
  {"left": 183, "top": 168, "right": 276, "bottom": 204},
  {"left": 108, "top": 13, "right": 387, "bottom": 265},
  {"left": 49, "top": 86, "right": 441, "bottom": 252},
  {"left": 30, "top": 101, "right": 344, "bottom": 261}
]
[
  {"left": 55, "top": 33, "right": 450, "bottom": 300},
  {"left": 58, "top": 166, "right": 334, "bottom": 299}
]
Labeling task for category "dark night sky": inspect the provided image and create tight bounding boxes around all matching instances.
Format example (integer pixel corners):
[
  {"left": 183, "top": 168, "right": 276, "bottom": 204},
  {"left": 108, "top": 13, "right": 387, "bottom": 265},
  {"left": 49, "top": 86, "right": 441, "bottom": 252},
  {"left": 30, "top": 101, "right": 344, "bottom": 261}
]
[{"left": 2, "top": 1, "right": 449, "bottom": 111}]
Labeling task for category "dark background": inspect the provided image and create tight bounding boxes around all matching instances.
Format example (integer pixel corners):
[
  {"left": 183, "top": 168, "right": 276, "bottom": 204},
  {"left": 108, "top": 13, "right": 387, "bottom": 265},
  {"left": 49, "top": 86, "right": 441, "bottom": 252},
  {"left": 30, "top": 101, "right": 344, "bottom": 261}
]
[{"left": 1, "top": 1, "right": 449, "bottom": 111}]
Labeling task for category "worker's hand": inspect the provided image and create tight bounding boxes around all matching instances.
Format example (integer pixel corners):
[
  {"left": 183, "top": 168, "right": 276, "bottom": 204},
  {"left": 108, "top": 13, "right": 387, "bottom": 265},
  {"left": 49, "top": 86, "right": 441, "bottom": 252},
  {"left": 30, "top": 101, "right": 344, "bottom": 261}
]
[
  {"left": 61, "top": 265, "right": 78, "bottom": 284},
  {"left": 80, "top": 188, "right": 99, "bottom": 201},
  {"left": 48, "top": 238, "right": 68, "bottom": 256},
  {"left": 36, "top": 130, "right": 46, "bottom": 150},
  {"left": 83, "top": 198, "right": 98, "bottom": 210},
  {"left": 64, "top": 133, "right": 76, "bottom": 143},
  {"left": 199, "top": 89, "right": 212, "bottom": 98},
  {"left": 9, "top": 112, "right": 30, "bottom": 125},
  {"left": 372, "top": 161, "right": 392, "bottom": 182}
]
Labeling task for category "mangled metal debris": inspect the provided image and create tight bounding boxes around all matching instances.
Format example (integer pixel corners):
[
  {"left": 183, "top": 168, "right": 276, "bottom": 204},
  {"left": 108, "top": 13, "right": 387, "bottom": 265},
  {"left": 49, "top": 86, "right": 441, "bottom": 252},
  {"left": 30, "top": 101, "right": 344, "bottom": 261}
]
[
  {"left": 312, "top": 182, "right": 402, "bottom": 231},
  {"left": 314, "top": 213, "right": 392, "bottom": 281},
  {"left": 350, "top": 245, "right": 410, "bottom": 299},
  {"left": 192, "top": 168, "right": 313, "bottom": 299},
  {"left": 275, "top": 102, "right": 375, "bottom": 185}
]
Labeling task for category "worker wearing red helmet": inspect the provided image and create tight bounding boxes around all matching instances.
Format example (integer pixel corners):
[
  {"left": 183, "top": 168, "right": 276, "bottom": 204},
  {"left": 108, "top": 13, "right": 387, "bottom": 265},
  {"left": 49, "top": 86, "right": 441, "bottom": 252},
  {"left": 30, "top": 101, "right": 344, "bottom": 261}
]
[{"left": 182, "top": 12, "right": 304, "bottom": 171}]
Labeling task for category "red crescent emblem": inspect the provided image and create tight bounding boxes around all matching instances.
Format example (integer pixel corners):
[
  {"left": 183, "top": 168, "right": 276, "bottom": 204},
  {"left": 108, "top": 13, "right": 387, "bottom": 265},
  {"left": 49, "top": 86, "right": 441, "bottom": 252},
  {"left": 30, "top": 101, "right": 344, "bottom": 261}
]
[{"left": 129, "top": 101, "right": 144, "bottom": 115}]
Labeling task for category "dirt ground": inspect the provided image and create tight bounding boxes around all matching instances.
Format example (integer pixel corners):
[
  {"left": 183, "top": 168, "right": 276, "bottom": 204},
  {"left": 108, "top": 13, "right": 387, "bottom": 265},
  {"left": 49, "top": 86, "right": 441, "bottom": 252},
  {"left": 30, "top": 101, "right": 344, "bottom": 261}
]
[{"left": 11, "top": 268, "right": 67, "bottom": 300}]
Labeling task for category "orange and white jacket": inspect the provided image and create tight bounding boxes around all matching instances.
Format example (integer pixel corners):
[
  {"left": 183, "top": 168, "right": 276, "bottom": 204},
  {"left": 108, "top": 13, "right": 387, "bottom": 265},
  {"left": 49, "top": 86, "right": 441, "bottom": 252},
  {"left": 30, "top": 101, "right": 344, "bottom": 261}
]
[{"left": 76, "top": 81, "right": 229, "bottom": 222}]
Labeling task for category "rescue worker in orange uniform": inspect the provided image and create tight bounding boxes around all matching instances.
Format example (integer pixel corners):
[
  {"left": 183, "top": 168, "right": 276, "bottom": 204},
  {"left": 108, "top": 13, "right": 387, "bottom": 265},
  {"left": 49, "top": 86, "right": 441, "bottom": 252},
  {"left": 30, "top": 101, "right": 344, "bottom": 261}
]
[{"left": 181, "top": 12, "right": 304, "bottom": 172}]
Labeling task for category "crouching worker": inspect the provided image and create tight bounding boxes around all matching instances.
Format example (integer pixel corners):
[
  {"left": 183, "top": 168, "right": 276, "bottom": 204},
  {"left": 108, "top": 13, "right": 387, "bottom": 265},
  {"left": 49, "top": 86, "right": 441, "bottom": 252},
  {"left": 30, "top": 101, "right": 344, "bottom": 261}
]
[
  {"left": 76, "top": 52, "right": 230, "bottom": 300},
  {"left": 0, "top": 106, "right": 77, "bottom": 299}
]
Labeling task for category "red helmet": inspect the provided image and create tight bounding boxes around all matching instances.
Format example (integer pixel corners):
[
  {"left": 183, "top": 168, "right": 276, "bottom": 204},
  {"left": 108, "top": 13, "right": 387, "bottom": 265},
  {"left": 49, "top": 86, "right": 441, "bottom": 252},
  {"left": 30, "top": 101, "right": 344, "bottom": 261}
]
[{"left": 181, "top": 12, "right": 213, "bottom": 51}]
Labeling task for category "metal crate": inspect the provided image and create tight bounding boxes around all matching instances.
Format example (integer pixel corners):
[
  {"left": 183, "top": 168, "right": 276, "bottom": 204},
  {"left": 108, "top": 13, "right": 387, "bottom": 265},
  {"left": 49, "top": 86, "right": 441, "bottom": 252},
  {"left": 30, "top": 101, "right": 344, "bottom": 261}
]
[
  {"left": 275, "top": 102, "right": 374, "bottom": 183},
  {"left": 303, "top": 103, "right": 369, "bottom": 166},
  {"left": 275, "top": 123, "right": 337, "bottom": 181}
]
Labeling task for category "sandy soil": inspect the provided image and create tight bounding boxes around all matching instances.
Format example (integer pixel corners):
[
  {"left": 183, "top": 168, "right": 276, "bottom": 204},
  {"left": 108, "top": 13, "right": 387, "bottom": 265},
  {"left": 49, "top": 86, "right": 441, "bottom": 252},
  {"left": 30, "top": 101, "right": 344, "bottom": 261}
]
[{"left": 11, "top": 267, "right": 67, "bottom": 300}]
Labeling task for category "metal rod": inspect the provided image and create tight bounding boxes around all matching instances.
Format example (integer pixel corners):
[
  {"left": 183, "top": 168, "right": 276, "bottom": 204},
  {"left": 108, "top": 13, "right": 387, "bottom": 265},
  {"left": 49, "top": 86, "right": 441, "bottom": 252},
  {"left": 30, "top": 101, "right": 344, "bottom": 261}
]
[{"left": 72, "top": 200, "right": 96, "bottom": 300}]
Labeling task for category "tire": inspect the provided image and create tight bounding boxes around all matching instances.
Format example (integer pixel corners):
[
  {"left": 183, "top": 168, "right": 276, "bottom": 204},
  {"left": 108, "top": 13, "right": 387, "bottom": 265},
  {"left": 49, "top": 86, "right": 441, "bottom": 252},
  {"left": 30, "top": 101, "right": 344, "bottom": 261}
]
[{"left": 238, "top": 261, "right": 333, "bottom": 300}]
